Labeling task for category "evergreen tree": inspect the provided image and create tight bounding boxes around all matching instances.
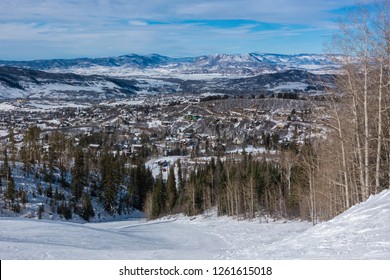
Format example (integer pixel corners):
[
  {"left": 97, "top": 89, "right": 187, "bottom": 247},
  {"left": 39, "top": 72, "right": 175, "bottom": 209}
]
[
  {"left": 38, "top": 204, "right": 44, "bottom": 219},
  {"left": 54, "top": 187, "right": 59, "bottom": 201},
  {"left": 166, "top": 165, "right": 177, "bottom": 212},
  {"left": 80, "top": 192, "right": 95, "bottom": 221},
  {"left": 151, "top": 171, "right": 166, "bottom": 219},
  {"left": 19, "top": 146, "right": 31, "bottom": 175},
  {"left": 100, "top": 149, "right": 117, "bottom": 215},
  {"left": 128, "top": 164, "right": 154, "bottom": 210},
  {"left": 58, "top": 201, "right": 72, "bottom": 220},
  {"left": 37, "top": 182, "right": 43, "bottom": 196},
  {"left": 5, "top": 168, "right": 16, "bottom": 203},
  {"left": 45, "top": 183, "right": 53, "bottom": 198},
  {"left": 71, "top": 148, "right": 87, "bottom": 201},
  {"left": 2, "top": 148, "right": 9, "bottom": 177},
  {"left": 8, "top": 128, "right": 16, "bottom": 166},
  {"left": 176, "top": 160, "right": 185, "bottom": 205}
]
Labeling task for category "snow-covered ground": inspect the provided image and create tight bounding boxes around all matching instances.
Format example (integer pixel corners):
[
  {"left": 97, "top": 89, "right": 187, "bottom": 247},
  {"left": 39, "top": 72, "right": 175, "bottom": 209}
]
[{"left": 1, "top": 189, "right": 389, "bottom": 260}]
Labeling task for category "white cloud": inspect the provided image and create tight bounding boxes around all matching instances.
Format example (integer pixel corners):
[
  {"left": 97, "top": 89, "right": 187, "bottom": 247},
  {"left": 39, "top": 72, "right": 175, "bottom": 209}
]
[{"left": 0, "top": 0, "right": 376, "bottom": 59}]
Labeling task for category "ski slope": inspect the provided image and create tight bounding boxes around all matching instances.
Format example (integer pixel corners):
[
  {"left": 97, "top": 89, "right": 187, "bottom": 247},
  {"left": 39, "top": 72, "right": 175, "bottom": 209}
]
[{"left": 0, "top": 190, "right": 389, "bottom": 260}]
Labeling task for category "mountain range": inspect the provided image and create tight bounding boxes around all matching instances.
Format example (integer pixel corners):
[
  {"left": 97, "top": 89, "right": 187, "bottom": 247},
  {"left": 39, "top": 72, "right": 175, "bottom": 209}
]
[{"left": 0, "top": 53, "right": 339, "bottom": 100}]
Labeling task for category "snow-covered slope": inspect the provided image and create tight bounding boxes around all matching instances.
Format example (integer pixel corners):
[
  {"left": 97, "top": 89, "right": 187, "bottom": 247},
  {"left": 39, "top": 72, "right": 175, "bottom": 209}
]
[
  {"left": 0, "top": 66, "right": 139, "bottom": 100},
  {"left": 0, "top": 53, "right": 340, "bottom": 99},
  {"left": 258, "top": 189, "right": 390, "bottom": 259},
  {"left": 0, "top": 65, "right": 333, "bottom": 100},
  {"left": 250, "top": 53, "right": 343, "bottom": 73},
  {"left": 0, "top": 53, "right": 341, "bottom": 78},
  {"left": 0, "top": 189, "right": 389, "bottom": 260}
]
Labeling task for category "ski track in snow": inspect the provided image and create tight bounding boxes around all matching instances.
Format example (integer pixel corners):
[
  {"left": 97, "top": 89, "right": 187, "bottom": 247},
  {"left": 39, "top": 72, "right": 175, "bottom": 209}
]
[{"left": 1, "top": 190, "right": 390, "bottom": 260}]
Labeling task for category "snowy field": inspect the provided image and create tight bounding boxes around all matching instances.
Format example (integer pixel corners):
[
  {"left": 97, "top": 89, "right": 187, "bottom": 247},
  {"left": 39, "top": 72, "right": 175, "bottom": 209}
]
[{"left": 0, "top": 190, "right": 389, "bottom": 260}]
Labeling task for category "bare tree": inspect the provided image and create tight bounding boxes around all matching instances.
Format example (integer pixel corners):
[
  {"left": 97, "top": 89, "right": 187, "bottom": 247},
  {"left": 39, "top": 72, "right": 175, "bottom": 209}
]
[{"left": 329, "top": 0, "right": 390, "bottom": 209}]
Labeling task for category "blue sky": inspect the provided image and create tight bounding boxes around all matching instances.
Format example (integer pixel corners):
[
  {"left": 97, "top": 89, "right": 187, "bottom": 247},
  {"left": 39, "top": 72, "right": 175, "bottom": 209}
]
[{"left": 0, "top": 0, "right": 373, "bottom": 60}]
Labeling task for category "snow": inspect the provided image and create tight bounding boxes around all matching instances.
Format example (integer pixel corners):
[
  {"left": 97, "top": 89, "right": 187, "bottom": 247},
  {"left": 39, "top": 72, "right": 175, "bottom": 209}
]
[
  {"left": 271, "top": 82, "right": 308, "bottom": 92},
  {"left": 99, "top": 99, "right": 145, "bottom": 106},
  {"left": 226, "top": 145, "right": 271, "bottom": 155},
  {"left": 145, "top": 156, "right": 186, "bottom": 180},
  {"left": 0, "top": 102, "right": 18, "bottom": 111},
  {"left": 0, "top": 100, "right": 91, "bottom": 112},
  {"left": 147, "top": 119, "right": 162, "bottom": 128},
  {"left": 1, "top": 189, "right": 390, "bottom": 260}
]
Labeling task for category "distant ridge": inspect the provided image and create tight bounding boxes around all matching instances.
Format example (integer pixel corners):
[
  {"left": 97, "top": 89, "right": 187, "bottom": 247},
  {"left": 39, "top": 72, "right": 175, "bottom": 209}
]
[
  {"left": 0, "top": 52, "right": 341, "bottom": 75},
  {"left": 0, "top": 53, "right": 339, "bottom": 100}
]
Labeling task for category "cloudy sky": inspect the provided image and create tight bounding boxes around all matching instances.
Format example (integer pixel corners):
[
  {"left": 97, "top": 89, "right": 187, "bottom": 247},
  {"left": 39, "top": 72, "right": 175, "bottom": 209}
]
[{"left": 0, "top": 0, "right": 371, "bottom": 60}]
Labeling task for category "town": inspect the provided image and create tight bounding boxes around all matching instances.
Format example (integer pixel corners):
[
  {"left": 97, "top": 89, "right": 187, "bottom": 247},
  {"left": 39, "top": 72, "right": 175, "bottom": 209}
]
[{"left": 0, "top": 93, "right": 325, "bottom": 162}]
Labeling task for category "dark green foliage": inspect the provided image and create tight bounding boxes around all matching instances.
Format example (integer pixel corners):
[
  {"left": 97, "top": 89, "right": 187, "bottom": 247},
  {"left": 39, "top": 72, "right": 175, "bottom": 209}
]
[
  {"left": 71, "top": 148, "right": 87, "bottom": 201},
  {"left": 37, "top": 183, "right": 43, "bottom": 196},
  {"left": 45, "top": 184, "right": 53, "bottom": 198},
  {"left": 80, "top": 192, "right": 95, "bottom": 221},
  {"left": 3, "top": 150, "right": 16, "bottom": 203},
  {"left": 166, "top": 166, "right": 177, "bottom": 211},
  {"left": 9, "top": 128, "right": 16, "bottom": 165},
  {"left": 38, "top": 204, "right": 44, "bottom": 219},
  {"left": 154, "top": 153, "right": 300, "bottom": 220},
  {"left": 23, "top": 126, "right": 42, "bottom": 170},
  {"left": 5, "top": 174, "right": 16, "bottom": 203},
  {"left": 128, "top": 164, "right": 154, "bottom": 210},
  {"left": 176, "top": 160, "right": 185, "bottom": 204},
  {"left": 2, "top": 148, "right": 9, "bottom": 177},
  {"left": 150, "top": 172, "right": 166, "bottom": 219},
  {"left": 100, "top": 149, "right": 122, "bottom": 215},
  {"left": 57, "top": 201, "right": 72, "bottom": 220}
]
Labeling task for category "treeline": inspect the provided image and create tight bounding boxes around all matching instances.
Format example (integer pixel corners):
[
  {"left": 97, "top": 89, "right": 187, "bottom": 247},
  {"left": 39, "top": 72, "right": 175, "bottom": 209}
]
[
  {"left": 1, "top": 127, "right": 155, "bottom": 221},
  {"left": 144, "top": 146, "right": 318, "bottom": 221}
]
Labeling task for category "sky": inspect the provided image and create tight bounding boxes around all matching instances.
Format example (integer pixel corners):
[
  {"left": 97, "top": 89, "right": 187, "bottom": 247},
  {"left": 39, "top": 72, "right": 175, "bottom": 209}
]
[{"left": 0, "top": 0, "right": 373, "bottom": 60}]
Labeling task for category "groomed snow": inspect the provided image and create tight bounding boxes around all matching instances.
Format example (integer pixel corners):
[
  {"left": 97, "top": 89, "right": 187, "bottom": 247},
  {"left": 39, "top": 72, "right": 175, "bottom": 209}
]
[{"left": 0, "top": 190, "right": 389, "bottom": 260}]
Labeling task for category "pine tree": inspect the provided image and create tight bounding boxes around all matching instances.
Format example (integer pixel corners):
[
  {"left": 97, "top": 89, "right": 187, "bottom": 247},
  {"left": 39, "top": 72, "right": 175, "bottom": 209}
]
[
  {"left": 176, "top": 160, "right": 184, "bottom": 204},
  {"left": 38, "top": 204, "right": 44, "bottom": 219},
  {"left": 166, "top": 165, "right": 177, "bottom": 212},
  {"left": 37, "top": 182, "right": 43, "bottom": 196},
  {"left": 8, "top": 128, "right": 16, "bottom": 166},
  {"left": 19, "top": 147, "right": 31, "bottom": 175},
  {"left": 5, "top": 168, "right": 16, "bottom": 203},
  {"left": 71, "top": 148, "right": 87, "bottom": 201},
  {"left": 151, "top": 171, "right": 166, "bottom": 219},
  {"left": 58, "top": 201, "right": 72, "bottom": 220},
  {"left": 100, "top": 149, "right": 117, "bottom": 215},
  {"left": 2, "top": 148, "right": 9, "bottom": 177},
  {"left": 80, "top": 192, "right": 95, "bottom": 221},
  {"left": 129, "top": 164, "right": 154, "bottom": 210},
  {"left": 45, "top": 183, "right": 53, "bottom": 198}
]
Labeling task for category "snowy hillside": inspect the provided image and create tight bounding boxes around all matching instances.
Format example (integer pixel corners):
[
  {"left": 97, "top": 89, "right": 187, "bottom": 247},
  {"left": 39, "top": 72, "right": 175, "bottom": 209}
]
[
  {"left": 0, "top": 65, "right": 333, "bottom": 100},
  {"left": 1, "top": 189, "right": 389, "bottom": 260},
  {"left": 0, "top": 53, "right": 341, "bottom": 78},
  {"left": 0, "top": 52, "right": 340, "bottom": 99}
]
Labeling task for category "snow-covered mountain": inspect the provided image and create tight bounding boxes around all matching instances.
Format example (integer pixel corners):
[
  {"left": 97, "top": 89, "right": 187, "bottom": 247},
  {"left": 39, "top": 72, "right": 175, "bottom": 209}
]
[
  {"left": 0, "top": 53, "right": 339, "bottom": 100},
  {"left": 0, "top": 66, "right": 139, "bottom": 100},
  {"left": 0, "top": 53, "right": 341, "bottom": 77}
]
